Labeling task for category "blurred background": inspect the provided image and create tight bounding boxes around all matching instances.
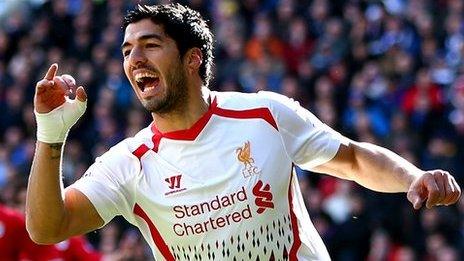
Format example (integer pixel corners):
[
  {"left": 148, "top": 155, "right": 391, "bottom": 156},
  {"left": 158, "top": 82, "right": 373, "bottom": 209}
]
[{"left": 1, "top": 0, "right": 464, "bottom": 260}]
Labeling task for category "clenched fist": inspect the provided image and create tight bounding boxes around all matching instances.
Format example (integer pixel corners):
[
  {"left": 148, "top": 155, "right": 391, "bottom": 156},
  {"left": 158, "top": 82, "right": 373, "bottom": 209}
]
[
  {"left": 407, "top": 170, "right": 461, "bottom": 209},
  {"left": 34, "top": 64, "right": 88, "bottom": 143}
]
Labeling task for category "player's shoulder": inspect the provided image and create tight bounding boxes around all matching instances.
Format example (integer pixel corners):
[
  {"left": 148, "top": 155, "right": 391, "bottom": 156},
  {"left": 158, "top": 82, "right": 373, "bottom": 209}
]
[
  {"left": 125, "top": 125, "right": 153, "bottom": 152},
  {"left": 95, "top": 126, "right": 152, "bottom": 165},
  {"left": 212, "top": 90, "right": 292, "bottom": 110}
]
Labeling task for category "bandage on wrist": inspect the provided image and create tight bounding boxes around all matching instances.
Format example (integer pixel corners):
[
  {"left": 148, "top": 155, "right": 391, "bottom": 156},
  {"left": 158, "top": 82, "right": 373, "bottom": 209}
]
[{"left": 35, "top": 98, "right": 87, "bottom": 143}]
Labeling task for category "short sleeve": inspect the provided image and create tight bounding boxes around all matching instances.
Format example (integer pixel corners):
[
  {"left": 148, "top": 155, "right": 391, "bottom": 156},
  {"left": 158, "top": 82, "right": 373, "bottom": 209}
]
[
  {"left": 68, "top": 142, "right": 139, "bottom": 225},
  {"left": 261, "top": 91, "right": 344, "bottom": 170}
]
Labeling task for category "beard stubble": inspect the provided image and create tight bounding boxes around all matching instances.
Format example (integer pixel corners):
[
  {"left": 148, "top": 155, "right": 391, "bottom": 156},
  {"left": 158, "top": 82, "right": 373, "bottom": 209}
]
[{"left": 142, "top": 61, "right": 188, "bottom": 115}]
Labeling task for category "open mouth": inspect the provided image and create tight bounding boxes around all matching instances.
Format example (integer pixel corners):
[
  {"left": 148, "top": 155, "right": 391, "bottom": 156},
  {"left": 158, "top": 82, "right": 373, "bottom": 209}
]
[{"left": 134, "top": 72, "right": 160, "bottom": 92}]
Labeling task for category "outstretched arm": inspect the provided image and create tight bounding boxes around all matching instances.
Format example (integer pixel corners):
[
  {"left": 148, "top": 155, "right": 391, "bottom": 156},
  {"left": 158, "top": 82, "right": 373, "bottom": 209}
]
[
  {"left": 26, "top": 64, "right": 103, "bottom": 244},
  {"left": 312, "top": 139, "right": 461, "bottom": 209}
]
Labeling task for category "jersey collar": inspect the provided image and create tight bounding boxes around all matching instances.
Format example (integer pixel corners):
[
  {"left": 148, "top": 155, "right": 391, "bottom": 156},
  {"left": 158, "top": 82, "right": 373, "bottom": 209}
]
[{"left": 150, "top": 96, "right": 217, "bottom": 141}]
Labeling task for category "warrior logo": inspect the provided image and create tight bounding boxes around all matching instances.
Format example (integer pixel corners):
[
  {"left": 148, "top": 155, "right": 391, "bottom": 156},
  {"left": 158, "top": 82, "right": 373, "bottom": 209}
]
[
  {"left": 164, "top": 174, "right": 186, "bottom": 196},
  {"left": 165, "top": 174, "right": 182, "bottom": 189},
  {"left": 236, "top": 141, "right": 261, "bottom": 178}
]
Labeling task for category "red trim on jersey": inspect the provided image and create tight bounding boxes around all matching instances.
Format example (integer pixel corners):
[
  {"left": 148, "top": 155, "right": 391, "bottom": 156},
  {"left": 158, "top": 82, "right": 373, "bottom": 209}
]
[
  {"left": 132, "top": 144, "right": 149, "bottom": 159},
  {"left": 288, "top": 170, "right": 302, "bottom": 260},
  {"left": 162, "top": 107, "right": 214, "bottom": 140},
  {"left": 150, "top": 98, "right": 217, "bottom": 141},
  {"left": 152, "top": 134, "right": 162, "bottom": 153},
  {"left": 212, "top": 106, "right": 278, "bottom": 131},
  {"left": 149, "top": 95, "right": 279, "bottom": 144},
  {"left": 133, "top": 204, "right": 174, "bottom": 261}
]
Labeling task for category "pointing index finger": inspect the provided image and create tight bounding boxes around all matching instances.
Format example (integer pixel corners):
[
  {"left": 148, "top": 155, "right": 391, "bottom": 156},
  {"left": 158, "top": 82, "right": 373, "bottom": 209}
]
[{"left": 44, "top": 63, "right": 58, "bottom": 80}]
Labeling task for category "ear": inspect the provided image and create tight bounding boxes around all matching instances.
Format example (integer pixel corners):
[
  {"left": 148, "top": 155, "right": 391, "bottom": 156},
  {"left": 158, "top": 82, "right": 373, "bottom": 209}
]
[{"left": 184, "top": 48, "right": 203, "bottom": 74}]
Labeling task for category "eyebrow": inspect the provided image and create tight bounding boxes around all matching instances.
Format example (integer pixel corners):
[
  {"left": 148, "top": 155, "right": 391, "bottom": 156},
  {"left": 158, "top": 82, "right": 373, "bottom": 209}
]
[{"left": 121, "top": 33, "right": 163, "bottom": 49}]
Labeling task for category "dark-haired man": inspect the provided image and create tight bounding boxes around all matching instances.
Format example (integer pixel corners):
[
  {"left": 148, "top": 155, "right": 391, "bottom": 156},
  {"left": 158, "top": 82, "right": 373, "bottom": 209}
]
[{"left": 27, "top": 4, "right": 460, "bottom": 260}]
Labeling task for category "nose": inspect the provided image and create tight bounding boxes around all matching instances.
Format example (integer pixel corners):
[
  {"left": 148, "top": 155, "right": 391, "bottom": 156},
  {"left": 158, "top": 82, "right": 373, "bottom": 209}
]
[{"left": 128, "top": 46, "right": 147, "bottom": 67}]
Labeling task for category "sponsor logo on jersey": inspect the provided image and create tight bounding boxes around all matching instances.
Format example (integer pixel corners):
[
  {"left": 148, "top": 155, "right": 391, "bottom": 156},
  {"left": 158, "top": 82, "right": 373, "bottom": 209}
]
[
  {"left": 165, "top": 174, "right": 182, "bottom": 189},
  {"left": 172, "top": 186, "right": 252, "bottom": 236},
  {"left": 165, "top": 174, "right": 187, "bottom": 195},
  {"left": 236, "top": 141, "right": 261, "bottom": 178},
  {"left": 252, "top": 180, "right": 274, "bottom": 214},
  {"left": 171, "top": 179, "right": 276, "bottom": 236}
]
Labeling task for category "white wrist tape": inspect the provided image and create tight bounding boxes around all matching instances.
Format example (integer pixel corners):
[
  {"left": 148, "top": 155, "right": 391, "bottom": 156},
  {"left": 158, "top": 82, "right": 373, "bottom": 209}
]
[{"left": 35, "top": 98, "right": 87, "bottom": 143}]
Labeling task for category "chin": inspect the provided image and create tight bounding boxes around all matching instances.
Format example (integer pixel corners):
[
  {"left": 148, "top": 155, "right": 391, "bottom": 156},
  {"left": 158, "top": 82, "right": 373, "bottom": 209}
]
[{"left": 142, "top": 99, "right": 165, "bottom": 113}]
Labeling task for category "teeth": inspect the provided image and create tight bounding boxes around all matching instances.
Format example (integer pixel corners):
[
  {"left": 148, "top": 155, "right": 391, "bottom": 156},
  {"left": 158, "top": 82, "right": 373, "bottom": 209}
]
[
  {"left": 134, "top": 72, "right": 157, "bottom": 83},
  {"left": 144, "top": 86, "right": 155, "bottom": 92}
]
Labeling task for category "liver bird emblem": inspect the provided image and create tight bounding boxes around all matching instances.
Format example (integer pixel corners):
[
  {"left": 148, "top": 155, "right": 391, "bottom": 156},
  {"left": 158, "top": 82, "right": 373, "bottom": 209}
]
[
  {"left": 236, "top": 141, "right": 260, "bottom": 177},
  {"left": 236, "top": 141, "right": 254, "bottom": 165}
]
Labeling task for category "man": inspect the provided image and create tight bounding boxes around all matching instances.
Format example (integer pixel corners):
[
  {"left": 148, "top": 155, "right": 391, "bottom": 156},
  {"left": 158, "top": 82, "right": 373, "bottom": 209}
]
[{"left": 26, "top": 4, "right": 460, "bottom": 260}]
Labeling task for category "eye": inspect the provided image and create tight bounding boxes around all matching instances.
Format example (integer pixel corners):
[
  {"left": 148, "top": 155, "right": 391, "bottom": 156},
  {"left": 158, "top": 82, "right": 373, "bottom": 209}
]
[
  {"left": 122, "top": 49, "right": 131, "bottom": 58},
  {"left": 146, "top": 43, "right": 160, "bottom": 48}
]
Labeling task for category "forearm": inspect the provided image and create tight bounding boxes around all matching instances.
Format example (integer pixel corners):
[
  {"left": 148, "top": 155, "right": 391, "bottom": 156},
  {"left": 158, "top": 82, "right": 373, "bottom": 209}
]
[
  {"left": 26, "top": 141, "right": 66, "bottom": 243},
  {"left": 27, "top": 64, "right": 94, "bottom": 243},
  {"left": 313, "top": 138, "right": 460, "bottom": 208},
  {"left": 347, "top": 141, "right": 423, "bottom": 192}
]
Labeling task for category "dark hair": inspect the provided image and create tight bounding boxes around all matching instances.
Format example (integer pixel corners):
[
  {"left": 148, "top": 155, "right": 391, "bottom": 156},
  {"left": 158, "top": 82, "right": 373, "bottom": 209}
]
[{"left": 123, "top": 4, "right": 214, "bottom": 87}]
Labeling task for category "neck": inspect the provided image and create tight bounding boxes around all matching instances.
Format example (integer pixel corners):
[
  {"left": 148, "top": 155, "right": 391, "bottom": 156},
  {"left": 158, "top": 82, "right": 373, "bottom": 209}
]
[{"left": 152, "top": 87, "right": 210, "bottom": 133}]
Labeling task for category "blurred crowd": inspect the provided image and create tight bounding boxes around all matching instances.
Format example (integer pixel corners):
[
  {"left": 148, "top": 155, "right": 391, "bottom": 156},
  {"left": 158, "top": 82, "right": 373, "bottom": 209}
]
[{"left": 1, "top": 0, "right": 464, "bottom": 260}]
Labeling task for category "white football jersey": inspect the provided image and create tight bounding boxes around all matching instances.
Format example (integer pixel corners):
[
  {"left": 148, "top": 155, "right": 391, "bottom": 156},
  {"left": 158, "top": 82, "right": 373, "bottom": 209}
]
[{"left": 70, "top": 90, "right": 342, "bottom": 260}]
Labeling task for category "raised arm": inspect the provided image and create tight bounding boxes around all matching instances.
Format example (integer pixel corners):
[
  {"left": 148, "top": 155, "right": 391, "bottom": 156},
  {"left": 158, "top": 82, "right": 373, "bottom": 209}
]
[
  {"left": 312, "top": 139, "right": 461, "bottom": 209},
  {"left": 26, "top": 64, "right": 103, "bottom": 244}
]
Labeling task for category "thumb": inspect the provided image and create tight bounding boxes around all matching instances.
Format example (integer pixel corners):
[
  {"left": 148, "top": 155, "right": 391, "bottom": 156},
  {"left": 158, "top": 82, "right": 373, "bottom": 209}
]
[
  {"left": 407, "top": 189, "right": 425, "bottom": 210},
  {"left": 76, "top": 86, "right": 87, "bottom": 102}
]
